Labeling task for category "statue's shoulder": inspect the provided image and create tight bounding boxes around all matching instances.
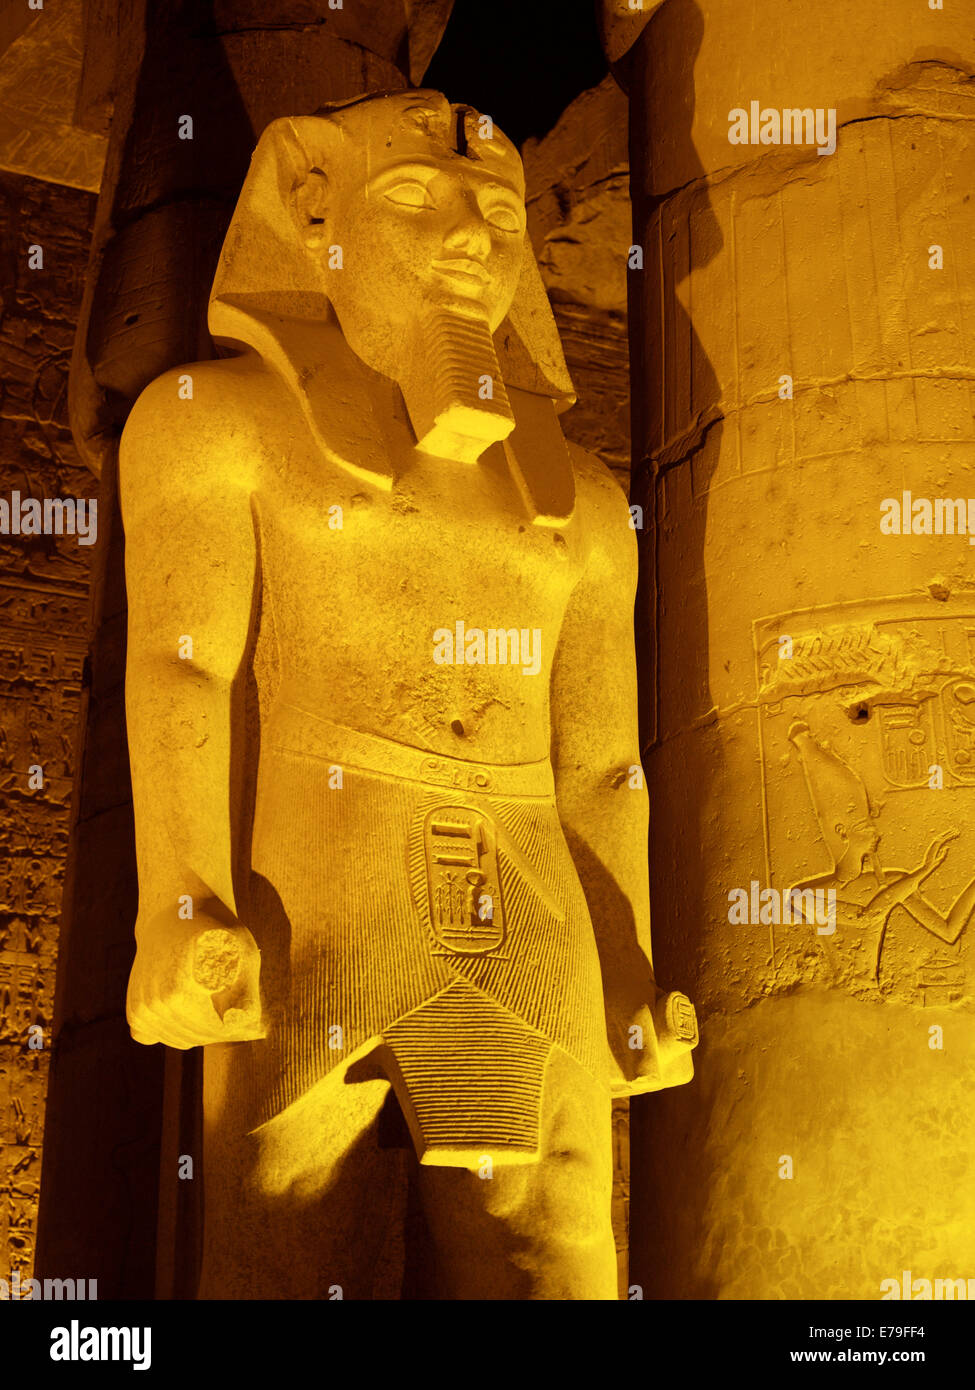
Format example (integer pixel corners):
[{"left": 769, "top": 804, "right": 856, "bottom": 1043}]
[
  {"left": 120, "top": 352, "right": 276, "bottom": 497},
  {"left": 566, "top": 440, "right": 635, "bottom": 549}
]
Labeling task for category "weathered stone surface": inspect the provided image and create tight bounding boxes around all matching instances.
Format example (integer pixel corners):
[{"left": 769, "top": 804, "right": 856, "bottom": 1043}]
[
  {"left": 0, "top": 171, "right": 95, "bottom": 1286},
  {"left": 0, "top": 0, "right": 106, "bottom": 192},
  {"left": 0, "top": 1, "right": 34, "bottom": 62},
  {"left": 524, "top": 77, "right": 631, "bottom": 481},
  {"left": 597, "top": 0, "right": 666, "bottom": 66},
  {"left": 625, "top": 0, "right": 975, "bottom": 1299}
]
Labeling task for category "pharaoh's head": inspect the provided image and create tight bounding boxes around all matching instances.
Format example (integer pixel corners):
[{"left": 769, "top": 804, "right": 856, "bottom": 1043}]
[
  {"left": 209, "top": 90, "right": 573, "bottom": 466},
  {"left": 295, "top": 93, "right": 527, "bottom": 354}
]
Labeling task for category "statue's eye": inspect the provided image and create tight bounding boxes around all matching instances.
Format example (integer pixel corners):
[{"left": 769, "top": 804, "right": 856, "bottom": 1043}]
[
  {"left": 485, "top": 205, "right": 521, "bottom": 233},
  {"left": 384, "top": 181, "right": 434, "bottom": 209}
]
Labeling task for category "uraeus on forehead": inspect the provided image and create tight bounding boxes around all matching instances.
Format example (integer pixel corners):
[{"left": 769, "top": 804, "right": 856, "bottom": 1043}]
[
  {"left": 356, "top": 114, "right": 523, "bottom": 193},
  {"left": 450, "top": 105, "right": 522, "bottom": 172},
  {"left": 394, "top": 99, "right": 454, "bottom": 146}
]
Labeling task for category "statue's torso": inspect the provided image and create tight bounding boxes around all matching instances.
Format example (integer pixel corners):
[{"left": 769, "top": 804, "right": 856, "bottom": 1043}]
[
  {"left": 253, "top": 388, "right": 589, "bottom": 764},
  {"left": 202, "top": 360, "right": 615, "bottom": 1129}
]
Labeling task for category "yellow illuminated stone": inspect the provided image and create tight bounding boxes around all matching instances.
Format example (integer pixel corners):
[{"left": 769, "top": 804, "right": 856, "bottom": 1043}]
[
  {"left": 119, "top": 90, "right": 695, "bottom": 1298},
  {"left": 624, "top": 0, "right": 975, "bottom": 1300}
]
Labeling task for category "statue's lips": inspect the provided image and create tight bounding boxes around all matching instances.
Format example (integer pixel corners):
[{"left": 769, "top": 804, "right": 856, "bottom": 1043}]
[{"left": 432, "top": 258, "right": 492, "bottom": 287}]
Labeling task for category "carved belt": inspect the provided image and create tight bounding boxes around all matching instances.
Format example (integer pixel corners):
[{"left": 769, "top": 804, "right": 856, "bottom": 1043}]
[{"left": 265, "top": 701, "right": 556, "bottom": 800}]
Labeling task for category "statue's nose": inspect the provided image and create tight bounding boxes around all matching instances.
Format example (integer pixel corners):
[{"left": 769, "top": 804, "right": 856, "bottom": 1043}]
[{"left": 442, "top": 193, "right": 492, "bottom": 260}]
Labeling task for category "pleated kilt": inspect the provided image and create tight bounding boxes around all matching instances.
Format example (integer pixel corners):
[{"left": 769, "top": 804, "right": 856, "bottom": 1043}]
[{"left": 223, "top": 700, "right": 609, "bottom": 1166}]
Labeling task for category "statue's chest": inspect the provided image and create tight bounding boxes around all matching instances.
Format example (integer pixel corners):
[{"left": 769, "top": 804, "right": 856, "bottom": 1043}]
[{"left": 257, "top": 444, "right": 585, "bottom": 629}]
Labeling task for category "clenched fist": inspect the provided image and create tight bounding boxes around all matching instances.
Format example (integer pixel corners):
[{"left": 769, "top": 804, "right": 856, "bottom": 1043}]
[{"left": 127, "top": 902, "right": 265, "bottom": 1049}]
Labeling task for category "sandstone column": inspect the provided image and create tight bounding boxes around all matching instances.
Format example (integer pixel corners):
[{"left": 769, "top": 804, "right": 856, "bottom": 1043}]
[{"left": 620, "top": 0, "right": 975, "bottom": 1297}]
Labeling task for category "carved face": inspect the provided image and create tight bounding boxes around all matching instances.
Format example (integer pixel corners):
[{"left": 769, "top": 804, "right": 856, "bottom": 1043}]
[
  {"left": 296, "top": 94, "right": 527, "bottom": 375},
  {"left": 846, "top": 817, "right": 881, "bottom": 857}
]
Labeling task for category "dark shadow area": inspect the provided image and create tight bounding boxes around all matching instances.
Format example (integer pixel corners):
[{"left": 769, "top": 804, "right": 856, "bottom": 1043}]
[
  {"left": 424, "top": 0, "right": 607, "bottom": 146},
  {"left": 624, "top": 0, "right": 724, "bottom": 1300}
]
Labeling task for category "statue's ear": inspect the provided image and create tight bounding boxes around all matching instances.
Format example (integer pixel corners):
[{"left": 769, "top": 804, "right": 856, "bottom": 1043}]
[
  {"left": 292, "top": 167, "right": 330, "bottom": 249},
  {"left": 209, "top": 116, "right": 337, "bottom": 334}
]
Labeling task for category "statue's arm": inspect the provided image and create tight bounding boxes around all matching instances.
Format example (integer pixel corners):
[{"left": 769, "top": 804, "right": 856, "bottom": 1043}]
[
  {"left": 551, "top": 446, "right": 695, "bottom": 1093},
  {"left": 119, "top": 365, "right": 263, "bottom": 1048}
]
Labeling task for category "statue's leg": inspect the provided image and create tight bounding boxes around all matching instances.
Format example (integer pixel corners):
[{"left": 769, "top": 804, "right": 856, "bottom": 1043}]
[
  {"left": 413, "top": 1046, "right": 618, "bottom": 1300},
  {"left": 198, "top": 1048, "right": 409, "bottom": 1300}
]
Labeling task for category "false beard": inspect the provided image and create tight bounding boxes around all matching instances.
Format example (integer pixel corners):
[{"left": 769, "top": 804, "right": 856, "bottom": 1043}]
[{"left": 400, "top": 306, "right": 515, "bottom": 463}]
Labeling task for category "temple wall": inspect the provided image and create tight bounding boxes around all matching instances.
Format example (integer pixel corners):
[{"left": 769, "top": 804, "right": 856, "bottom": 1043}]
[
  {"left": 0, "top": 169, "right": 95, "bottom": 1287},
  {"left": 525, "top": 74, "right": 632, "bottom": 485}
]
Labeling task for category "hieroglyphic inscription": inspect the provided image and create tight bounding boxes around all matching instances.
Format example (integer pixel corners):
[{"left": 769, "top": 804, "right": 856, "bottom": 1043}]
[{"left": 0, "top": 168, "right": 95, "bottom": 1284}]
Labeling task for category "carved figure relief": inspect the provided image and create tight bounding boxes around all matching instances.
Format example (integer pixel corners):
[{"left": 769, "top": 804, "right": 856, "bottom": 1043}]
[{"left": 756, "top": 596, "right": 975, "bottom": 1004}]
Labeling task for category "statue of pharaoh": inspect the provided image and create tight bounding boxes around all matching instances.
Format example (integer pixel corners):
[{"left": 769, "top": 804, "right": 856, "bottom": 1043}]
[{"left": 119, "top": 89, "right": 697, "bottom": 1300}]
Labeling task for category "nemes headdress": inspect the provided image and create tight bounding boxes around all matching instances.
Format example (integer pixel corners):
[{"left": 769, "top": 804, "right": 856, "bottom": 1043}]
[{"left": 207, "top": 90, "right": 576, "bottom": 520}]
